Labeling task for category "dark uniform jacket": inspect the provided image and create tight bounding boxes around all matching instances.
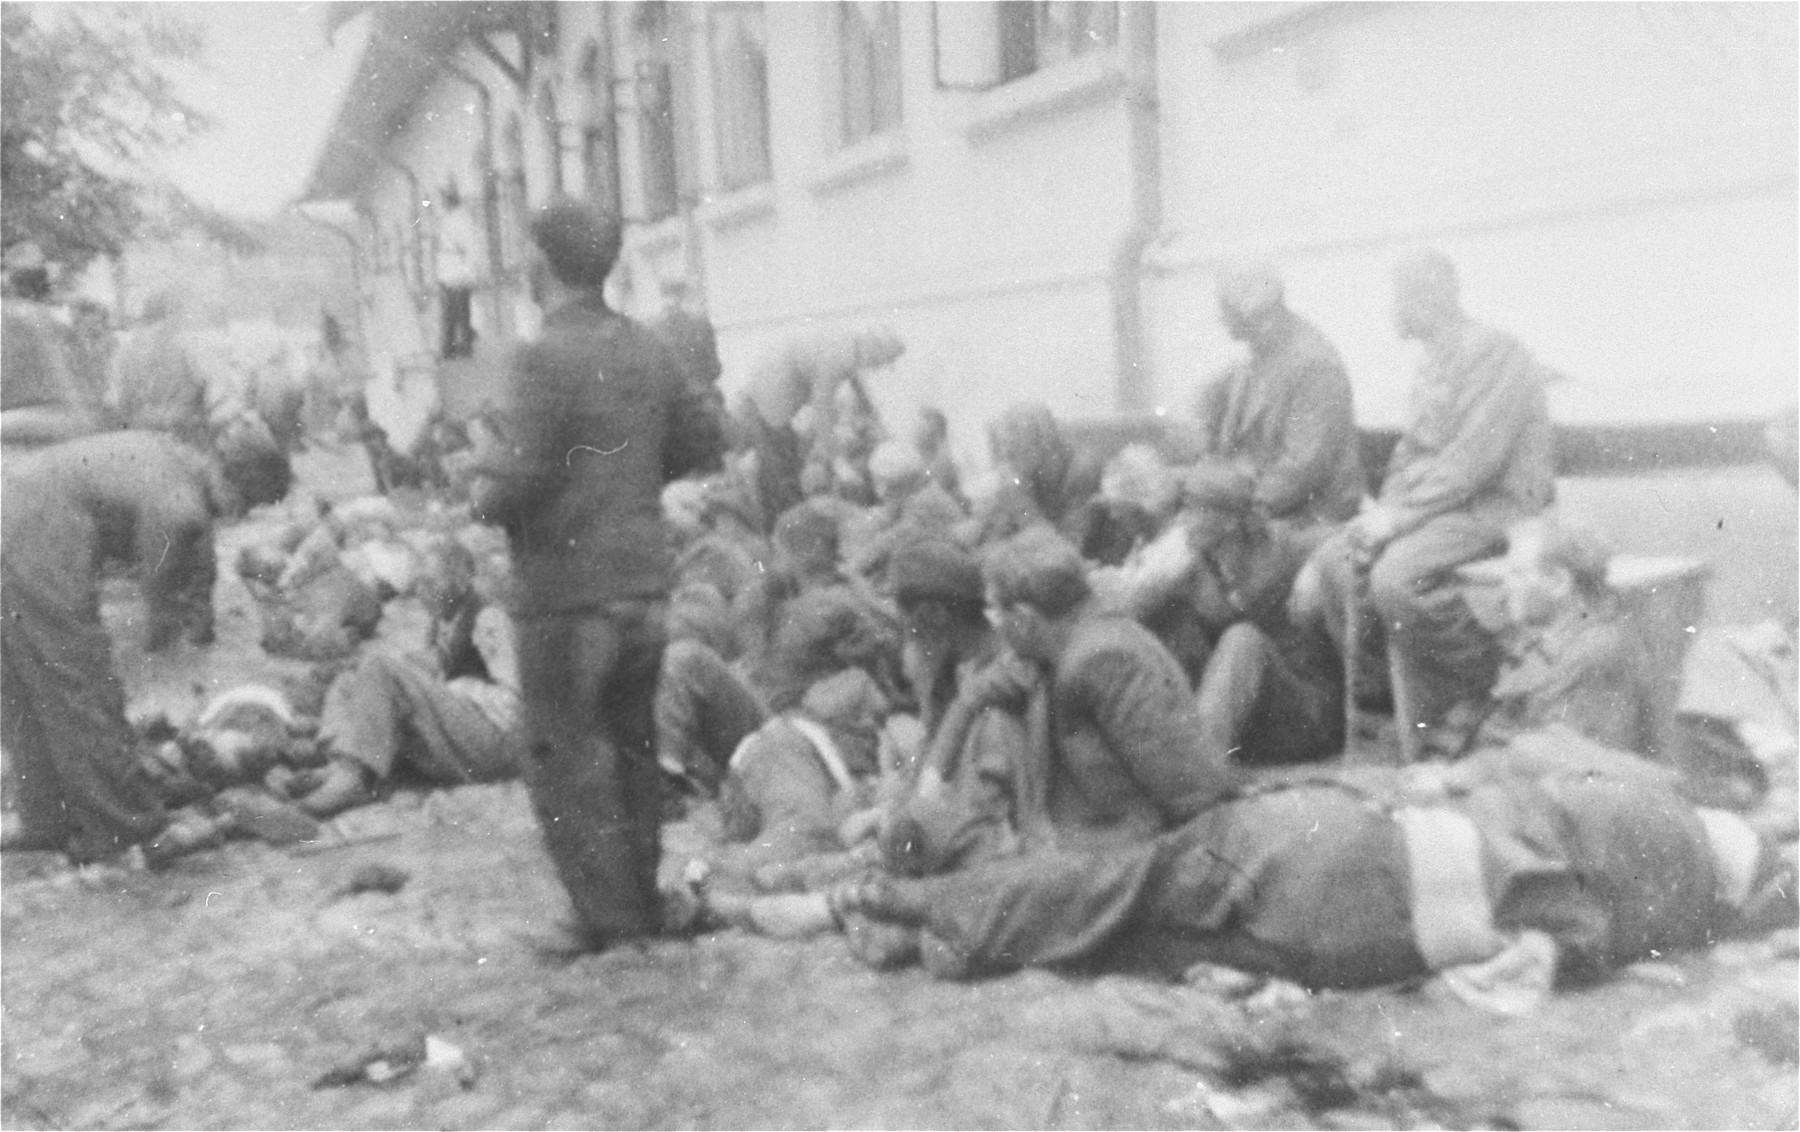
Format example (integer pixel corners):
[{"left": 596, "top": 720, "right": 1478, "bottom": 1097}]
[
  {"left": 473, "top": 295, "right": 724, "bottom": 615},
  {"left": 1022, "top": 614, "right": 1233, "bottom": 850},
  {"left": 1194, "top": 310, "right": 1363, "bottom": 525}
]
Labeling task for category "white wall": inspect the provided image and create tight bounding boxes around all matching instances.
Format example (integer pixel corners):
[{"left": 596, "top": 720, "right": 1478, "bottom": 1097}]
[
  {"left": 1150, "top": 2, "right": 1798, "bottom": 426},
  {"left": 622, "top": 3, "right": 1140, "bottom": 466},
  {"left": 350, "top": 1, "right": 1796, "bottom": 449}
]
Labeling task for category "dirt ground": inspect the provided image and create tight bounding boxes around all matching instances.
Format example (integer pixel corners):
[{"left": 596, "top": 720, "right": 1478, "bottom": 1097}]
[{"left": 3, "top": 445, "right": 1797, "bottom": 1131}]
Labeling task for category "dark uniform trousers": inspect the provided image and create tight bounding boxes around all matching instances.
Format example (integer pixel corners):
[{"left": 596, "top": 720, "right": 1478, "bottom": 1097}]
[{"left": 516, "top": 600, "right": 669, "bottom": 942}]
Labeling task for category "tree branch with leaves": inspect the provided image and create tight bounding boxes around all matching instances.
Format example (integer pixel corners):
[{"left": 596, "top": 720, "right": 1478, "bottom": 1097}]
[{"left": 1, "top": 3, "right": 215, "bottom": 275}]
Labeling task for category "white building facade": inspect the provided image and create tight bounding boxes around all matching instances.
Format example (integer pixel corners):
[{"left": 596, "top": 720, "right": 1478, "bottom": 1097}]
[{"left": 305, "top": 1, "right": 1798, "bottom": 459}]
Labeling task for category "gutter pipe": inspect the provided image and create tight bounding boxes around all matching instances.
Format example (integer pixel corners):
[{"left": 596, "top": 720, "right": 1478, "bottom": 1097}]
[{"left": 1108, "top": 3, "right": 1163, "bottom": 414}]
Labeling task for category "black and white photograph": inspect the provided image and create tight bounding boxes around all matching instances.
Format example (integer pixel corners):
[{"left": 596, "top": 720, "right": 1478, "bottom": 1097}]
[{"left": 2, "top": 2, "right": 1796, "bottom": 1128}]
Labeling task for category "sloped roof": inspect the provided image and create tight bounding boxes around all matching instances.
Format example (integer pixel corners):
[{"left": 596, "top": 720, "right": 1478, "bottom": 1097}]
[{"left": 299, "top": 2, "right": 514, "bottom": 202}]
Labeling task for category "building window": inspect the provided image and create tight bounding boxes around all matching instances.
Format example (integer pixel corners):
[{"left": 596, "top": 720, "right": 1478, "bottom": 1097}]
[
  {"left": 578, "top": 38, "right": 622, "bottom": 215},
  {"left": 638, "top": 61, "right": 683, "bottom": 220},
  {"left": 831, "top": 1, "right": 902, "bottom": 149},
  {"left": 536, "top": 84, "right": 565, "bottom": 200},
  {"left": 998, "top": 1, "right": 1117, "bottom": 82},
  {"left": 709, "top": 3, "right": 772, "bottom": 191},
  {"left": 629, "top": 2, "right": 697, "bottom": 224}
]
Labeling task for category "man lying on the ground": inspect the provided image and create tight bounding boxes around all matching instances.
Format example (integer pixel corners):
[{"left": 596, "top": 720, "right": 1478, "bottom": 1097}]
[
  {"left": 1, "top": 428, "right": 291, "bottom": 862},
  {"left": 834, "top": 741, "right": 1794, "bottom": 992},
  {"left": 131, "top": 686, "right": 329, "bottom": 862},
  {"left": 292, "top": 537, "right": 524, "bottom": 817},
  {"left": 239, "top": 493, "right": 484, "bottom": 664}
]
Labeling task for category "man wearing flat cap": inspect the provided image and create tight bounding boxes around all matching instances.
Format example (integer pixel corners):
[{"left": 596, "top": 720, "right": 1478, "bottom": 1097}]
[
  {"left": 1302, "top": 250, "right": 1555, "bottom": 757},
  {"left": 469, "top": 197, "right": 725, "bottom": 948},
  {"left": 878, "top": 538, "right": 1027, "bottom": 859},
  {"left": 1191, "top": 263, "right": 1364, "bottom": 540}
]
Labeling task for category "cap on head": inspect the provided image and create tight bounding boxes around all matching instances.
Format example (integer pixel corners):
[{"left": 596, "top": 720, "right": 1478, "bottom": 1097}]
[
  {"left": 890, "top": 537, "right": 984, "bottom": 614},
  {"left": 1216, "top": 262, "right": 1285, "bottom": 319},
  {"left": 982, "top": 526, "right": 1090, "bottom": 618},
  {"left": 1182, "top": 463, "right": 1257, "bottom": 515},
  {"left": 530, "top": 197, "right": 622, "bottom": 289},
  {"left": 774, "top": 499, "right": 841, "bottom": 568}
]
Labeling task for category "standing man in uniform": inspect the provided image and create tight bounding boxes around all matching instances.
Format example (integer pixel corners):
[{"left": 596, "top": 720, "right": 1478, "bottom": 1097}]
[
  {"left": 2, "top": 428, "right": 291, "bottom": 860},
  {"left": 1192, "top": 262, "right": 1364, "bottom": 542},
  {"left": 435, "top": 182, "right": 484, "bottom": 360},
  {"left": 470, "top": 198, "right": 724, "bottom": 948},
  {"left": 1, "top": 242, "right": 97, "bottom": 453},
  {"left": 1302, "top": 250, "right": 1555, "bottom": 754}
]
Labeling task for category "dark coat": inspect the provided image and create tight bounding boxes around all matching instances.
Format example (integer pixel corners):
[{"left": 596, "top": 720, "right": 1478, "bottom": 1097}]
[
  {"left": 1026, "top": 614, "right": 1233, "bottom": 850},
  {"left": 473, "top": 295, "right": 724, "bottom": 614},
  {"left": 1194, "top": 309, "right": 1363, "bottom": 525}
]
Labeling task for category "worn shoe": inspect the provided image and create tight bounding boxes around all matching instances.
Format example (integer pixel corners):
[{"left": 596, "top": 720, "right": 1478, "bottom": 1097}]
[
  {"left": 143, "top": 814, "right": 228, "bottom": 868},
  {"left": 295, "top": 760, "right": 376, "bottom": 819},
  {"left": 842, "top": 913, "right": 921, "bottom": 969}
]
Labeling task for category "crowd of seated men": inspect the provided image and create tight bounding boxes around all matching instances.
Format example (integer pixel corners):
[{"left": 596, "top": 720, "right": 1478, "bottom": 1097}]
[
  {"left": 7, "top": 234, "right": 1790, "bottom": 1003},
  {"left": 654, "top": 252, "right": 1795, "bottom": 1001}
]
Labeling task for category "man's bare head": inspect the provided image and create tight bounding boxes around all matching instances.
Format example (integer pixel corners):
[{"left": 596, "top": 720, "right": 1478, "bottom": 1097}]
[
  {"left": 1392, "top": 249, "right": 1461, "bottom": 341},
  {"left": 1216, "top": 261, "right": 1286, "bottom": 344}
]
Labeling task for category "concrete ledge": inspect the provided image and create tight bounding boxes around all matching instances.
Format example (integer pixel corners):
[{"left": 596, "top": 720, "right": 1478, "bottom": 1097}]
[
  {"left": 698, "top": 182, "right": 778, "bottom": 233},
  {"left": 963, "top": 52, "right": 1124, "bottom": 143},
  {"left": 805, "top": 132, "right": 910, "bottom": 196},
  {"left": 1061, "top": 415, "right": 1782, "bottom": 481}
]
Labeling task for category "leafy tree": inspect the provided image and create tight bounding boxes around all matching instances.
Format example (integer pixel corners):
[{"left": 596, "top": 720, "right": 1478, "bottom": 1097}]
[{"left": 1, "top": 3, "right": 214, "bottom": 275}]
